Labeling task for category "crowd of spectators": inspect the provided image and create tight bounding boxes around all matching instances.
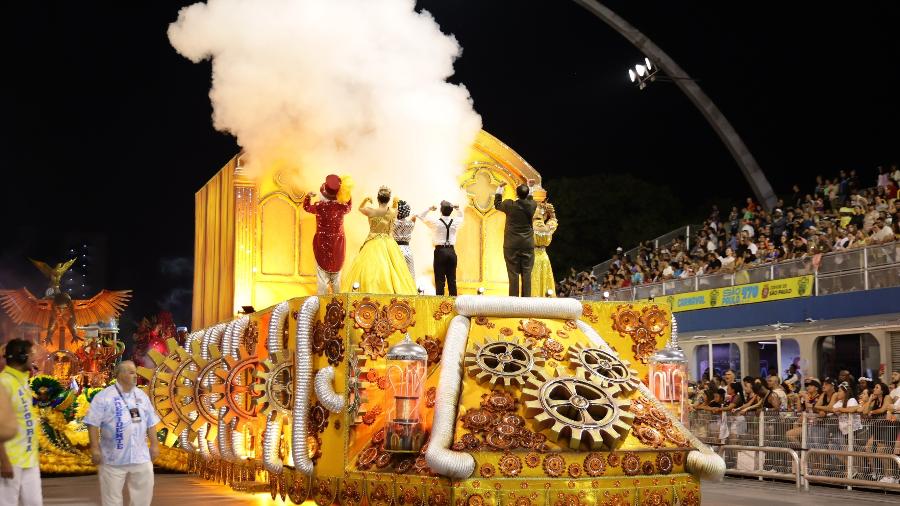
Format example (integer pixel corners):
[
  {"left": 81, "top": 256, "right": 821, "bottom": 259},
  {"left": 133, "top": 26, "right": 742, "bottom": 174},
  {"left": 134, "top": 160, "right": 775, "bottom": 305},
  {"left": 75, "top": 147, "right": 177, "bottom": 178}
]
[
  {"left": 557, "top": 165, "right": 900, "bottom": 297},
  {"left": 689, "top": 368, "right": 900, "bottom": 481}
]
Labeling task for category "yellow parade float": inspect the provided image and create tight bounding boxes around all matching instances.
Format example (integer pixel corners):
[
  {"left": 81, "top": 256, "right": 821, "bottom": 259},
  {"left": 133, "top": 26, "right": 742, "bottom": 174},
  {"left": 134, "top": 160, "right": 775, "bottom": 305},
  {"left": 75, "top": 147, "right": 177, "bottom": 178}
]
[
  {"left": 139, "top": 294, "right": 721, "bottom": 505},
  {"left": 134, "top": 130, "right": 725, "bottom": 504}
]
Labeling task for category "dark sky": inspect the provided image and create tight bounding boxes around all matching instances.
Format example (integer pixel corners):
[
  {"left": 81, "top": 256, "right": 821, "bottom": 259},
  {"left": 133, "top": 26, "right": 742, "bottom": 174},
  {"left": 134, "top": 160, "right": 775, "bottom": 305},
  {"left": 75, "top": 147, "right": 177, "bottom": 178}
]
[{"left": 2, "top": 1, "right": 898, "bottom": 332}]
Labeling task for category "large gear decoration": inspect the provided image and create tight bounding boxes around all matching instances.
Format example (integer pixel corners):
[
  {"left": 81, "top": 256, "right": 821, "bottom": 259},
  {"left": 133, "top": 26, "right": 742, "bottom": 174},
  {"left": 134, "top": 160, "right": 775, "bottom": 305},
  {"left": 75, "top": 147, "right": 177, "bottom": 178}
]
[
  {"left": 523, "top": 371, "right": 633, "bottom": 450},
  {"left": 567, "top": 343, "right": 641, "bottom": 394},
  {"left": 212, "top": 344, "right": 264, "bottom": 430},
  {"left": 464, "top": 337, "right": 546, "bottom": 387},
  {"left": 253, "top": 350, "right": 293, "bottom": 418},
  {"left": 189, "top": 340, "right": 227, "bottom": 436},
  {"left": 138, "top": 338, "right": 196, "bottom": 443}
]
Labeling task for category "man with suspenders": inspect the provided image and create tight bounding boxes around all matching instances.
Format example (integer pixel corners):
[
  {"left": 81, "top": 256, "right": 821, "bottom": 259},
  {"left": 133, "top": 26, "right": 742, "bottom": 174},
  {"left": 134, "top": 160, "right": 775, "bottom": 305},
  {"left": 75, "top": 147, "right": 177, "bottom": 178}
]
[{"left": 418, "top": 201, "right": 464, "bottom": 296}]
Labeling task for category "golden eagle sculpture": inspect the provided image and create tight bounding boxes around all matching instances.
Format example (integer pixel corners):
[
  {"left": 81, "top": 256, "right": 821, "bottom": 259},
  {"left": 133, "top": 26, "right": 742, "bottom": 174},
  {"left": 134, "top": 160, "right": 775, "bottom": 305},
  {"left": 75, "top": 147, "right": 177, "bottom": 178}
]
[{"left": 0, "top": 258, "right": 131, "bottom": 351}]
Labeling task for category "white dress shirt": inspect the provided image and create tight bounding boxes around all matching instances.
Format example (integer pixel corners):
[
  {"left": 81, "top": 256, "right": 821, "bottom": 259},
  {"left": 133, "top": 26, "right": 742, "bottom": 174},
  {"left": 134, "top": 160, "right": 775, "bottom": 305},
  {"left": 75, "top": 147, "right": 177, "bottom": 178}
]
[
  {"left": 83, "top": 385, "right": 160, "bottom": 466},
  {"left": 418, "top": 209, "right": 464, "bottom": 246}
]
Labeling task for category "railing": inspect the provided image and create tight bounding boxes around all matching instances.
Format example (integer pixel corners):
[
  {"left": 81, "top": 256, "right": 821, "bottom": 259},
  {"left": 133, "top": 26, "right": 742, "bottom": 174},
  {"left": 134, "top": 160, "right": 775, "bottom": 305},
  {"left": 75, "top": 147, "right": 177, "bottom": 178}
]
[
  {"left": 687, "top": 410, "right": 900, "bottom": 492},
  {"left": 591, "top": 223, "right": 703, "bottom": 278},
  {"left": 588, "top": 241, "right": 900, "bottom": 302},
  {"left": 719, "top": 445, "right": 802, "bottom": 489}
]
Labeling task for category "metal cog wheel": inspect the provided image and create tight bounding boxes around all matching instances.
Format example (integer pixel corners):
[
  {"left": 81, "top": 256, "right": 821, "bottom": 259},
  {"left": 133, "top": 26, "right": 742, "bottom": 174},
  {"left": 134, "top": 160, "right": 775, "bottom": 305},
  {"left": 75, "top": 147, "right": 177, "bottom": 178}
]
[
  {"left": 212, "top": 344, "right": 264, "bottom": 430},
  {"left": 567, "top": 343, "right": 641, "bottom": 393},
  {"left": 253, "top": 350, "right": 294, "bottom": 417},
  {"left": 138, "top": 338, "right": 196, "bottom": 445},
  {"left": 189, "top": 340, "right": 228, "bottom": 437},
  {"left": 464, "top": 336, "right": 546, "bottom": 387},
  {"left": 523, "top": 373, "right": 634, "bottom": 450}
]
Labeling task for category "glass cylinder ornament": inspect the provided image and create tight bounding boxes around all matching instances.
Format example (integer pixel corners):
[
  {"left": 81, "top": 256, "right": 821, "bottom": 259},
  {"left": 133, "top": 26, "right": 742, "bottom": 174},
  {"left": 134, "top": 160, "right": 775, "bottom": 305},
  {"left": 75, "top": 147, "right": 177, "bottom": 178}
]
[
  {"left": 383, "top": 335, "right": 428, "bottom": 453},
  {"left": 648, "top": 315, "right": 688, "bottom": 425}
]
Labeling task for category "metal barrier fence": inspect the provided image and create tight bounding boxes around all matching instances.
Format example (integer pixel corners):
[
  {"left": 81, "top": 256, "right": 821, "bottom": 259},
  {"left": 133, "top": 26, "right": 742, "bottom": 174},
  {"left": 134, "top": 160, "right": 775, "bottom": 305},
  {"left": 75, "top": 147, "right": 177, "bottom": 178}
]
[
  {"left": 687, "top": 410, "right": 900, "bottom": 492},
  {"left": 590, "top": 241, "right": 900, "bottom": 301}
]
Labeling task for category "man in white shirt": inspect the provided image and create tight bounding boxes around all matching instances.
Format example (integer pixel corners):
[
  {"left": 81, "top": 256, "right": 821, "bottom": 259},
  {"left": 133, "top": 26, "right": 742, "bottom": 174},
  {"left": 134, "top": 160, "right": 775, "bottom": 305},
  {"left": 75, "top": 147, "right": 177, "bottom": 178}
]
[
  {"left": 889, "top": 371, "right": 900, "bottom": 400},
  {"left": 418, "top": 201, "right": 464, "bottom": 296},
  {"left": 871, "top": 218, "right": 895, "bottom": 244},
  {"left": 84, "top": 361, "right": 160, "bottom": 506}
]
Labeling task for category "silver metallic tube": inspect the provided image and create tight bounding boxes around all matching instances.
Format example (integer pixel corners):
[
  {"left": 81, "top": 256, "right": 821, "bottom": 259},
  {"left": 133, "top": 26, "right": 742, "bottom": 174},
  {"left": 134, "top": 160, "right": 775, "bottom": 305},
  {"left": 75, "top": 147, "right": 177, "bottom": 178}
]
[
  {"left": 229, "top": 316, "right": 251, "bottom": 460},
  {"left": 292, "top": 296, "right": 319, "bottom": 475},
  {"left": 455, "top": 295, "right": 582, "bottom": 320},
  {"left": 425, "top": 315, "right": 475, "bottom": 478},
  {"left": 203, "top": 323, "right": 226, "bottom": 459},
  {"left": 314, "top": 367, "right": 345, "bottom": 413},
  {"left": 262, "top": 302, "right": 290, "bottom": 473},
  {"left": 576, "top": 320, "right": 725, "bottom": 482},
  {"left": 218, "top": 319, "right": 242, "bottom": 462}
]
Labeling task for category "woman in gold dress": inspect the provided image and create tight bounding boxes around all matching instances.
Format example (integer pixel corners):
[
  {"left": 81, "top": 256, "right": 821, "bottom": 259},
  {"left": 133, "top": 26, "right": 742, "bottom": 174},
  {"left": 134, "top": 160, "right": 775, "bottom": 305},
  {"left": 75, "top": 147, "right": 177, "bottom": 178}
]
[
  {"left": 341, "top": 186, "right": 417, "bottom": 295},
  {"left": 531, "top": 202, "right": 558, "bottom": 297}
]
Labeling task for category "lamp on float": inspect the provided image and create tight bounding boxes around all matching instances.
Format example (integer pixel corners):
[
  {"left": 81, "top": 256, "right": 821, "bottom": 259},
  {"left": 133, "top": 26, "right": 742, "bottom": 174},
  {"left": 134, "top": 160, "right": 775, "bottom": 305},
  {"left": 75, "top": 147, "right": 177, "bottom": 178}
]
[
  {"left": 602, "top": 290, "right": 610, "bottom": 301},
  {"left": 382, "top": 335, "right": 427, "bottom": 453},
  {"left": 648, "top": 315, "right": 688, "bottom": 424},
  {"left": 477, "top": 287, "right": 485, "bottom": 295},
  {"left": 352, "top": 282, "right": 360, "bottom": 292}
]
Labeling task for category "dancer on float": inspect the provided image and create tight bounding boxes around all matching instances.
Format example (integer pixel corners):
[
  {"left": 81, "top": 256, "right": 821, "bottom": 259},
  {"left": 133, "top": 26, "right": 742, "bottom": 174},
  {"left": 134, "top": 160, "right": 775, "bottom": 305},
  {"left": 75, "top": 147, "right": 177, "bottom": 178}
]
[
  {"left": 417, "top": 200, "right": 464, "bottom": 296},
  {"left": 531, "top": 201, "right": 558, "bottom": 296},
  {"left": 341, "top": 186, "right": 417, "bottom": 294},
  {"left": 495, "top": 179, "right": 537, "bottom": 296},
  {"left": 303, "top": 174, "right": 353, "bottom": 294},
  {"left": 393, "top": 200, "right": 417, "bottom": 278}
]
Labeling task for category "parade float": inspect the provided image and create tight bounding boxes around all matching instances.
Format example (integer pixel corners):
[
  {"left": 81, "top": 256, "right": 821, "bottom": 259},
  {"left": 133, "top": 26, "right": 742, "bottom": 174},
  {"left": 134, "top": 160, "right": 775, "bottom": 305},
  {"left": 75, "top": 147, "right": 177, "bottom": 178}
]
[
  {"left": 139, "top": 294, "right": 722, "bottom": 505},
  {"left": 140, "top": 122, "right": 727, "bottom": 503}
]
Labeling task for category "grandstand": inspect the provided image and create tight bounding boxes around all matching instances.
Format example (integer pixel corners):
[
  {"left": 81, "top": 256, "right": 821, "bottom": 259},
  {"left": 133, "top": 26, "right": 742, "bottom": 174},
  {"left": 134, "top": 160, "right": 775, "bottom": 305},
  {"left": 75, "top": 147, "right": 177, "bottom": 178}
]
[{"left": 564, "top": 169, "right": 900, "bottom": 384}]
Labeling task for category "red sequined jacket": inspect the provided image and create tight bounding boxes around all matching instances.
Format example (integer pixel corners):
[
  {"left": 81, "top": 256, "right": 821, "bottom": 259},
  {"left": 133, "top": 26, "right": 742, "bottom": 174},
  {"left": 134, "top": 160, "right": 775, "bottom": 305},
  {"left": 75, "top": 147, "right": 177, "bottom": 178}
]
[{"left": 303, "top": 195, "right": 352, "bottom": 273}]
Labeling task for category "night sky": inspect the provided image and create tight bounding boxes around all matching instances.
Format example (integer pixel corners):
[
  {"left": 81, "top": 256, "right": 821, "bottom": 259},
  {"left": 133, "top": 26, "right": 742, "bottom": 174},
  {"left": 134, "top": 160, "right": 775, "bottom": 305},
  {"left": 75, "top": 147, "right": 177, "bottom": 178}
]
[{"left": 2, "top": 1, "right": 898, "bottom": 334}]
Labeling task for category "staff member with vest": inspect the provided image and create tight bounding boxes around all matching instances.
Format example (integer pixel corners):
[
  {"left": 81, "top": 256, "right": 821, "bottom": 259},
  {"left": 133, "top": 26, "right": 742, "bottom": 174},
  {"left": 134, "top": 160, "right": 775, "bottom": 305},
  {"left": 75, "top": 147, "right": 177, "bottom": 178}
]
[
  {"left": 0, "top": 339, "right": 41, "bottom": 506},
  {"left": 84, "top": 361, "right": 160, "bottom": 506},
  {"left": 495, "top": 180, "right": 538, "bottom": 296},
  {"left": 418, "top": 201, "right": 464, "bottom": 296}
]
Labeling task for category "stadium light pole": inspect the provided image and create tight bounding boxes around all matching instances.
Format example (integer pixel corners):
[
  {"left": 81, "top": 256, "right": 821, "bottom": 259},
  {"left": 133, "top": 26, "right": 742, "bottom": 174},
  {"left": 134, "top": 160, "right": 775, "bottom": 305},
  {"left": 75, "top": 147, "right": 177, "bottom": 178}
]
[{"left": 573, "top": 0, "right": 778, "bottom": 211}]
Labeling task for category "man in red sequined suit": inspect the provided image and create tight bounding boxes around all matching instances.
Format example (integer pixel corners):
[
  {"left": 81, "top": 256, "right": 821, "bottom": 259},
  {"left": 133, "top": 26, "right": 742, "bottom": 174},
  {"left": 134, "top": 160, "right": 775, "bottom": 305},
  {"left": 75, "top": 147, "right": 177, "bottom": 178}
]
[{"left": 303, "top": 175, "right": 352, "bottom": 294}]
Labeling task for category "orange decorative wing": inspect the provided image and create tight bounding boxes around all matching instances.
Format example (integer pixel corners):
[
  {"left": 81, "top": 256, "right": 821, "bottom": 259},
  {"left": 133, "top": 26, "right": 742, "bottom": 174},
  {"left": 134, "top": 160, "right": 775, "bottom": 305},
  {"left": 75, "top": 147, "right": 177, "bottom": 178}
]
[
  {"left": 73, "top": 290, "right": 132, "bottom": 326},
  {"left": 0, "top": 288, "right": 52, "bottom": 328}
]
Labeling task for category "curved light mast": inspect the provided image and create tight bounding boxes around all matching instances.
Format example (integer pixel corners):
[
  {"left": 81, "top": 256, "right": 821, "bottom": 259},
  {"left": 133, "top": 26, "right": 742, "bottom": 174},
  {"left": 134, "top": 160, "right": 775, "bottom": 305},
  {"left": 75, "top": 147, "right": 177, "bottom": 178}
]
[{"left": 573, "top": 0, "right": 777, "bottom": 210}]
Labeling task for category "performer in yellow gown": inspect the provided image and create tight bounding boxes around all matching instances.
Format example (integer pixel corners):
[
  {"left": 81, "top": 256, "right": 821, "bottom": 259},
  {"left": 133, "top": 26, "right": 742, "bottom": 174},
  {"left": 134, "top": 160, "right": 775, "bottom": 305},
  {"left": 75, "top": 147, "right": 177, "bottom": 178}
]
[
  {"left": 531, "top": 202, "right": 558, "bottom": 296},
  {"left": 341, "top": 186, "right": 417, "bottom": 295}
]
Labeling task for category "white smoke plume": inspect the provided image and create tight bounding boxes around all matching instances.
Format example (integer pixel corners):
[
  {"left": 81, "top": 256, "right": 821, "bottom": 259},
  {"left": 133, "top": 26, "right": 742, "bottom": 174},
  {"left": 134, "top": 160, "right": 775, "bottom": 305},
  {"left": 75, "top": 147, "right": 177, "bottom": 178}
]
[{"left": 169, "top": 0, "right": 482, "bottom": 291}]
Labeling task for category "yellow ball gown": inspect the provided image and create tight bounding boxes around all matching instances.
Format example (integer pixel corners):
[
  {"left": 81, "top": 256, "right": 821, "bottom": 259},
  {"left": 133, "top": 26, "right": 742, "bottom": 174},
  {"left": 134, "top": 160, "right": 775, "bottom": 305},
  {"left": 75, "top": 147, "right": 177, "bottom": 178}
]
[
  {"left": 341, "top": 208, "right": 417, "bottom": 295},
  {"left": 531, "top": 217, "right": 558, "bottom": 297}
]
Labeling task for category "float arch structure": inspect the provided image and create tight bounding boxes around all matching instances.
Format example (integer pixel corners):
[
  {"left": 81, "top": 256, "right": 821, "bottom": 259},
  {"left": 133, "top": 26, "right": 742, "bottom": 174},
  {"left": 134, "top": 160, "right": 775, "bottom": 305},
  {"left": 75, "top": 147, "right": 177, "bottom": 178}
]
[{"left": 574, "top": 0, "right": 777, "bottom": 210}]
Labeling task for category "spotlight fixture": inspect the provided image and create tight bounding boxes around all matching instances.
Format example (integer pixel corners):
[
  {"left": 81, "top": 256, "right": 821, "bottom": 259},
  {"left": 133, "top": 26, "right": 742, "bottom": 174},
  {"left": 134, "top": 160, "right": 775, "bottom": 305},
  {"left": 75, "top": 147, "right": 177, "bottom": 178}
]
[
  {"left": 352, "top": 282, "right": 360, "bottom": 292},
  {"left": 627, "top": 56, "right": 693, "bottom": 90},
  {"left": 602, "top": 290, "right": 610, "bottom": 301},
  {"left": 477, "top": 287, "right": 485, "bottom": 295}
]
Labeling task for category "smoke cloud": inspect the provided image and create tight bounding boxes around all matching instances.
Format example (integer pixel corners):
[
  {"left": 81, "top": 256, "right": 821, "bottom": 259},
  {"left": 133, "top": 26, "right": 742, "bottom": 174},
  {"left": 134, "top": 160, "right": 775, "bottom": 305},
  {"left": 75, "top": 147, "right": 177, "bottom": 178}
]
[{"left": 169, "top": 0, "right": 482, "bottom": 290}]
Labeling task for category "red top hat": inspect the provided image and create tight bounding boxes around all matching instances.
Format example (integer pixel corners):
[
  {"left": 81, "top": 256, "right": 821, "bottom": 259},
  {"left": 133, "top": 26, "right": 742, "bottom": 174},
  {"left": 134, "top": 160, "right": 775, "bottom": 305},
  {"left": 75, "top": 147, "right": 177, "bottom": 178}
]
[{"left": 320, "top": 174, "right": 341, "bottom": 200}]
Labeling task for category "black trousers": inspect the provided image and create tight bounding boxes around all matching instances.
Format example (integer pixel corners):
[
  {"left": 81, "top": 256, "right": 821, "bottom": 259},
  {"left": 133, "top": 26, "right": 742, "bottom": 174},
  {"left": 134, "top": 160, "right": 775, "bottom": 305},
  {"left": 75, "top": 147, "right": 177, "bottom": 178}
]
[
  {"left": 504, "top": 247, "right": 534, "bottom": 297},
  {"left": 434, "top": 246, "right": 458, "bottom": 296}
]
